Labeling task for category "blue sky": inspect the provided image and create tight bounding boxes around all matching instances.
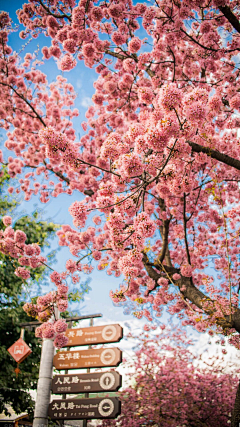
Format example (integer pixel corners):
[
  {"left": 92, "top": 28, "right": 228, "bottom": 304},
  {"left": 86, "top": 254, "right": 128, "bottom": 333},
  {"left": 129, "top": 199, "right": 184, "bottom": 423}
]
[
  {"left": 2, "top": 0, "right": 240, "bottom": 377},
  {"left": 0, "top": 0, "right": 224, "bottom": 332},
  {"left": 1, "top": 0, "right": 144, "bottom": 328}
]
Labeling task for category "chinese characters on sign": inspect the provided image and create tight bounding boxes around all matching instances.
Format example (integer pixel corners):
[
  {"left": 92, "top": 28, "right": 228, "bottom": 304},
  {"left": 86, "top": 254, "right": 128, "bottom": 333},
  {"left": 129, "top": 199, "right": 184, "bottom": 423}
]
[
  {"left": 52, "top": 371, "right": 122, "bottom": 394},
  {"left": 49, "top": 322, "right": 123, "bottom": 421},
  {"left": 7, "top": 338, "right": 32, "bottom": 363},
  {"left": 48, "top": 398, "right": 121, "bottom": 420},
  {"left": 53, "top": 347, "right": 122, "bottom": 370},
  {"left": 65, "top": 324, "right": 123, "bottom": 347}
]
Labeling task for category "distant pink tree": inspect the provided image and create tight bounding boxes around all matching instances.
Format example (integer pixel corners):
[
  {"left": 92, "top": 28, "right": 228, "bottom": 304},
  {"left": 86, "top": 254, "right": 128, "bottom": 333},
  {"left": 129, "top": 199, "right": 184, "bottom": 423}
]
[{"left": 101, "top": 327, "right": 239, "bottom": 427}]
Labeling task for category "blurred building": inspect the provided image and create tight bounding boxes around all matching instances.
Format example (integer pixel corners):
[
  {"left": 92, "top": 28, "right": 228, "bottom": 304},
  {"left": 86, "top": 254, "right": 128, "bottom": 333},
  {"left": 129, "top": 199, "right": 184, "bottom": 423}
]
[{"left": 0, "top": 406, "right": 31, "bottom": 427}]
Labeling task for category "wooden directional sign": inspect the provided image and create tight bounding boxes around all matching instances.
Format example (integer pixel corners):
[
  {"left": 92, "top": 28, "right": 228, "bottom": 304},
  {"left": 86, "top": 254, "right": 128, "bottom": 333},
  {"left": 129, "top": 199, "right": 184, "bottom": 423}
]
[
  {"left": 65, "top": 324, "right": 123, "bottom": 347},
  {"left": 53, "top": 347, "right": 122, "bottom": 370},
  {"left": 52, "top": 371, "right": 122, "bottom": 394},
  {"left": 49, "top": 397, "right": 121, "bottom": 420}
]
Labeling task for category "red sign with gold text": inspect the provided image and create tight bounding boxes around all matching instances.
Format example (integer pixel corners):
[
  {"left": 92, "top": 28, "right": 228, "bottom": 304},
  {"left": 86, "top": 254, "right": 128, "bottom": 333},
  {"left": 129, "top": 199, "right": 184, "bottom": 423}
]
[{"left": 7, "top": 338, "right": 32, "bottom": 363}]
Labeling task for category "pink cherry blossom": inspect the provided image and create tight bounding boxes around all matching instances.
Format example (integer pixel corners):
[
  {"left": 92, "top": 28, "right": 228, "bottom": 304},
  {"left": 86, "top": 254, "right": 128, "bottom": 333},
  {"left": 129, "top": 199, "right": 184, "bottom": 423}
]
[
  {"left": 2, "top": 216, "right": 12, "bottom": 226},
  {"left": 54, "top": 333, "right": 69, "bottom": 349},
  {"left": 2, "top": 1, "right": 240, "bottom": 398},
  {"left": 54, "top": 319, "right": 68, "bottom": 333}
]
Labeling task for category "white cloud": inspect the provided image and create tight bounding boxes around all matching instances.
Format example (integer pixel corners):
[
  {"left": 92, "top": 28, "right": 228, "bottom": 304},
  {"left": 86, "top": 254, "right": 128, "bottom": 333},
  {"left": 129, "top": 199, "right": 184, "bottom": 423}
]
[
  {"left": 76, "top": 79, "right": 82, "bottom": 89},
  {"left": 80, "top": 96, "right": 92, "bottom": 108}
]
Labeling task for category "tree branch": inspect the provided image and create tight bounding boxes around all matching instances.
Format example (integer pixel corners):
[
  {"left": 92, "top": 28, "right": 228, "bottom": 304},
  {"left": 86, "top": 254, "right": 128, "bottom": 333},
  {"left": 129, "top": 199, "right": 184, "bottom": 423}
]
[
  {"left": 187, "top": 140, "right": 240, "bottom": 171},
  {"left": 142, "top": 253, "right": 240, "bottom": 333},
  {"left": 74, "top": 156, "right": 121, "bottom": 177},
  {"left": 38, "top": 0, "right": 71, "bottom": 21},
  {"left": 231, "top": 380, "right": 240, "bottom": 427},
  {"left": 105, "top": 50, "right": 155, "bottom": 77},
  {"left": 183, "top": 193, "right": 191, "bottom": 265},
  {"left": 156, "top": 198, "right": 171, "bottom": 265},
  {"left": 219, "top": 6, "right": 240, "bottom": 34},
  {"left": 0, "top": 82, "right": 46, "bottom": 127}
]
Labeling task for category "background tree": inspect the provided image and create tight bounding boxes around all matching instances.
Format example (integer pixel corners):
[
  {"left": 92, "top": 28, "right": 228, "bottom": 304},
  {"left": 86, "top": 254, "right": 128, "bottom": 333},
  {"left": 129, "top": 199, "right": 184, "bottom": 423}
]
[
  {"left": 101, "top": 327, "right": 239, "bottom": 427},
  {"left": 0, "top": 168, "right": 58, "bottom": 417}
]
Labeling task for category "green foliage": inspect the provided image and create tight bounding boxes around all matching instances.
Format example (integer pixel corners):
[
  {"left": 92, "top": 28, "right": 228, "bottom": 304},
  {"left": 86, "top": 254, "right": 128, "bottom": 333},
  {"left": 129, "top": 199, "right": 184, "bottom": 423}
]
[
  {"left": 0, "top": 214, "right": 58, "bottom": 307},
  {"left": 0, "top": 167, "right": 17, "bottom": 218},
  {"left": 68, "top": 289, "right": 84, "bottom": 302},
  {"left": 0, "top": 305, "right": 41, "bottom": 417},
  {"left": 0, "top": 171, "right": 59, "bottom": 416}
]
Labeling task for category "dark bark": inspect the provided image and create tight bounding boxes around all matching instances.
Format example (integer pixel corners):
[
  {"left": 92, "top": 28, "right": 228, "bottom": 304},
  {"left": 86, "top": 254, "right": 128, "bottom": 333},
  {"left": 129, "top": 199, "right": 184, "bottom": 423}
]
[
  {"left": 231, "top": 380, "right": 240, "bottom": 427},
  {"left": 187, "top": 140, "right": 240, "bottom": 171},
  {"left": 219, "top": 6, "right": 240, "bottom": 34},
  {"left": 157, "top": 198, "right": 172, "bottom": 265},
  {"left": 84, "top": 189, "right": 94, "bottom": 196},
  {"left": 142, "top": 252, "right": 240, "bottom": 333}
]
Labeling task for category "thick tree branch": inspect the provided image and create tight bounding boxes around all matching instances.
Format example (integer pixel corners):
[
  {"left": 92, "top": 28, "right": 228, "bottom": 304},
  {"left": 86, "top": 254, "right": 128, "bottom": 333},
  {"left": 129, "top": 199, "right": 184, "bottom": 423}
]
[
  {"left": 38, "top": 0, "right": 71, "bottom": 21},
  {"left": 183, "top": 193, "right": 191, "bottom": 265},
  {"left": 142, "top": 253, "right": 240, "bottom": 333},
  {"left": 156, "top": 198, "right": 170, "bottom": 265},
  {"left": 51, "top": 169, "right": 70, "bottom": 184},
  {"left": 157, "top": 220, "right": 171, "bottom": 264},
  {"left": 187, "top": 140, "right": 240, "bottom": 171},
  {"left": 84, "top": 189, "right": 94, "bottom": 196},
  {"left": 219, "top": 6, "right": 240, "bottom": 34},
  {"left": 142, "top": 252, "right": 162, "bottom": 283},
  {"left": 231, "top": 380, "right": 240, "bottom": 427},
  {"left": 105, "top": 49, "right": 128, "bottom": 61}
]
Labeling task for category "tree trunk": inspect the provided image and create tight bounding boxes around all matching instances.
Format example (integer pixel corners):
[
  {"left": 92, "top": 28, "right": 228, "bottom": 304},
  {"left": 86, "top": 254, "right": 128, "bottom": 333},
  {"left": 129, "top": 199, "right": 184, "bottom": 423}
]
[{"left": 232, "top": 380, "right": 240, "bottom": 427}]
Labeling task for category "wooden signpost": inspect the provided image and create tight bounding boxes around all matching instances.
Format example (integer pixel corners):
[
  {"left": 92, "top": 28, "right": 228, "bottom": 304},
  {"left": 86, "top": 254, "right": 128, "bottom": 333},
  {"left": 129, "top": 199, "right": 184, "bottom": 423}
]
[
  {"left": 52, "top": 371, "right": 122, "bottom": 394},
  {"left": 65, "top": 324, "right": 123, "bottom": 346},
  {"left": 53, "top": 347, "right": 122, "bottom": 370},
  {"left": 49, "top": 397, "right": 121, "bottom": 420},
  {"left": 49, "top": 320, "right": 123, "bottom": 425}
]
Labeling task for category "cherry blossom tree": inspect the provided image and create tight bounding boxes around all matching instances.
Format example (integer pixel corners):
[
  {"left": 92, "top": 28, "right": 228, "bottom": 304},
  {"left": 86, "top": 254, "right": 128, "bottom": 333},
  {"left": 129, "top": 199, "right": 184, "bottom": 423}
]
[
  {"left": 3, "top": 0, "right": 240, "bottom": 345},
  {"left": 1, "top": 0, "right": 240, "bottom": 422},
  {"left": 101, "top": 327, "right": 239, "bottom": 427}
]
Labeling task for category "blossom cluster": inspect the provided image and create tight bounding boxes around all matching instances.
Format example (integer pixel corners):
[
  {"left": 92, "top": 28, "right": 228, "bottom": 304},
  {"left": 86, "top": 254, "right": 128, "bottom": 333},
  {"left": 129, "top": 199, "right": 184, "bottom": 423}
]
[
  {"left": 23, "top": 273, "right": 69, "bottom": 348},
  {"left": 0, "top": 216, "right": 69, "bottom": 349},
  {"left": 0, "top": 216, "right": 46, "bottom": 279},
  {"left": 1, "top": 2, "right": 240, "bottom": 348}
]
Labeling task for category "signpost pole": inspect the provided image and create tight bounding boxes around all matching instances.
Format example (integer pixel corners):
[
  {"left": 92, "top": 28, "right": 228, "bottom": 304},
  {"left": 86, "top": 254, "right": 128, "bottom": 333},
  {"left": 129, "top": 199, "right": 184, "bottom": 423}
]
[
  {"left": 34, "top": 308, "right": 60, "bottom": 427},
  {"left": 33, "top": 338, "right": 55, "bottom": 427},
  {"left": 19, "top": 313, "right": 102, "bottom": 427},
  {"left": 83, "top": 317, "right": 94, "bottom": 427}
]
